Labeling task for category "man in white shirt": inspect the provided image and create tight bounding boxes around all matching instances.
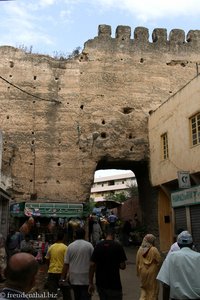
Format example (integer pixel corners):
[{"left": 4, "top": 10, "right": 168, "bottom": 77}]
[
  {"left": 157, "top": 231, "right": 200, "bottom": 300},
  {"left": 61, "top": 228, "right": 94, "bottom": 300}
]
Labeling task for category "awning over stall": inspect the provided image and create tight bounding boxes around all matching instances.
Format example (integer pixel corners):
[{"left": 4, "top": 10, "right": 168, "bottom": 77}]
[{"left": 10, "top": 202, "right": 83, "bottom": 218}]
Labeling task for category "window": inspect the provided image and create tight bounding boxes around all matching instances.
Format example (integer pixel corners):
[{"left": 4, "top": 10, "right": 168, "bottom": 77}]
[
  {"left": 190, "top": 113, "right": 200, "bottom": 146},
  {"left": 108, "top": 180, "right": 115, "bottom": 186},
  {"left": 161, "top": 133, "right": 169, "bottom": 159}
]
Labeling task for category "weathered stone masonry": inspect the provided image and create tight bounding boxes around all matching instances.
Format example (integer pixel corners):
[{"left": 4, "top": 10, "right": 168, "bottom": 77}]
[{"left": 1, "top": 25, "right": 200, "bottom": 232}]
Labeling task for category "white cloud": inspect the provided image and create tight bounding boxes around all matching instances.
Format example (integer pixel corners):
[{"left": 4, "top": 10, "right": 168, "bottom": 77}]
[
  {"left": 93, "top": 0, "right": 200, "bottom": 22},
  {"left": 0, "top": 1, "right": 56, "bottom": 50},
  {"left": 60, "top": 9, "right": 73, "bottom": 21},
  {"left": 40, "top": 0, "right": 56, "bottom": 5}
]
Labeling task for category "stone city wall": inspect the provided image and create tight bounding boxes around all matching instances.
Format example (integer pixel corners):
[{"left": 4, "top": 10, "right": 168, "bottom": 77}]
[{"left": 0, "top": 25, "right": 200, "bottom": 208}]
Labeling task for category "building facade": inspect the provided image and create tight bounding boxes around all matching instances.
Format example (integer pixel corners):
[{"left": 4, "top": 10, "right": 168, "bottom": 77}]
[
  {"left": 90, "top": 171, "right": 137, "bottom": 202},
  {"left": 149, "top": 74, "right": 200, "bottom": 252}
]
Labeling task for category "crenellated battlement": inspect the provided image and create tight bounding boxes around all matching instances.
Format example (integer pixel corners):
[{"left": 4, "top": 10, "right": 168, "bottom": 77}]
[{"left": 85, "top": 24, "right": 200, "bottom": 52}]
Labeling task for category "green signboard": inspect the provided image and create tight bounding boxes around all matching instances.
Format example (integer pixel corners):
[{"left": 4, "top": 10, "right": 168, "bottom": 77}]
[
  {"left": 24, "top": 202, "right": 83, "bottom": 218},
  {"left": 171, "top": 185, "right": 200, "bottom": 208},
  {"left": 10, "top": 202, "right": 84, "bottom": 218}
]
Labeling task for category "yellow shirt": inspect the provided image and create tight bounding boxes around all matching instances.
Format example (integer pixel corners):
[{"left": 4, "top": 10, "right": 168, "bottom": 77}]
[{"left": 45, "top": 242, "right": 67, "bottom": 273}]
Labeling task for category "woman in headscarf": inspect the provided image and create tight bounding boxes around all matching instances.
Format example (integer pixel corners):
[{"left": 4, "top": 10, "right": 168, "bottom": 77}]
[{"left": 136, "top": 233, "right": 161, "bottom": 300}]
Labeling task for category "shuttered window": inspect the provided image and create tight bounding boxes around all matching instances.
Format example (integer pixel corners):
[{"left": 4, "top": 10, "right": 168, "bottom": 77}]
[
  {"left": 161, "top": 132, "right": 169, "bottom": 160},
  {"left": 190, "top": 205, "right": 200, "bottom": 251},
  {"left": 174, "top": 207, "right": 187, "bottom": 232},
  {"left": 190, "top": 112, "right": 200, "bottom": 146}
]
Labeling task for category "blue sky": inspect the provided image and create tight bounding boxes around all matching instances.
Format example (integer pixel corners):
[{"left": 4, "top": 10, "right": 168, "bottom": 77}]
[{"left": 0, "top": 0, "right": 200, "bottom": 57}]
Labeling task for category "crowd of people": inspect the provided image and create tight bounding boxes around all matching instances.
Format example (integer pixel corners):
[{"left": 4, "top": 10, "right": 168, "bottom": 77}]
[
  {"left": 0, "top": 217, "right": 200, "bottom": 300},
  {"left": 89, "top": 211, "right": 143, "bottom": 248},
  {"left": 0, "top": 221, "right": 127, "bottom": 300}
]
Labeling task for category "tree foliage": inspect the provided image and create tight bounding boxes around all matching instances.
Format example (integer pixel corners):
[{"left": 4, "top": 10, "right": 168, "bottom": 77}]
[
  {"left": 127, "top": 183, "right": 138, "bottom": 198},
  {"left": 105, "top": 192, "right": 127, "bottom": 203}
]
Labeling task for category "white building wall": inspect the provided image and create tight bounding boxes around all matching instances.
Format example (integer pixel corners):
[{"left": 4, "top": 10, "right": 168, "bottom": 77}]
[
  {"left": 90, "top": 171, "right": 137, "bottom": 201},
  {"left": 149, "top": 75, "right": 200, "bottom": 186}
]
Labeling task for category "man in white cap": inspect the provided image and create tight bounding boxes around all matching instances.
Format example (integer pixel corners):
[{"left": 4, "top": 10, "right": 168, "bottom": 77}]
[{"left": 157, "top": 231, "right": 200, "bottom": 300}]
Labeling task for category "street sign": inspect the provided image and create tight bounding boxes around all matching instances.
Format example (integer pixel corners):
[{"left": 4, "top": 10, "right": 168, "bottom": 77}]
[{"left": 177, "top": 171, "right": 191, "bottom": 189}]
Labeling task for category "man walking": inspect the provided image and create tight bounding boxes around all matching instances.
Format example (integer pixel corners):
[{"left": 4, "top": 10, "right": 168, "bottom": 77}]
[
  {"left": 61, "top": 227, "right": 94, "bottom": 300},
  {"left": 89, "top": 227, "right": 127, "bottom": 300},
  {"left": 157, "top": 230, "right": 200, "bottom": 300},
  {"left": 45, "top": 230, "right": 69, "bottom": 300}
]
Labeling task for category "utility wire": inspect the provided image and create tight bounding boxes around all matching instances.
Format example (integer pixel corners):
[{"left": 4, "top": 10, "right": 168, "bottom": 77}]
[{"left": 0, "top": 75, "right": 61, "bottom": 104}]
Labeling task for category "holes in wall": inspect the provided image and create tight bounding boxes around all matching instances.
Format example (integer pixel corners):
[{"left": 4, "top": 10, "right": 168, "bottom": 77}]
[
  {"left": 33, "top": 76, "right": 37, "bottom": 80},
  {"left": 102, "top": 119, "right": 105, "bottom": 125},
  {"left": 57, "top": 162, "right": 61, "bottom": 166},
  {"left": 140, "top": 58, "right": 144, "bottom": 63},
  {"left": 32, "top": 131, "right": 35, "bottom": 135},
  {"left": 7, "top": 87, "right": 10, "bottom": 90},
  {"left": 6, "top": 116, "right": 9, "bottom": 119},
  {"left": 31, "top": 140, "right": 35, "bottom": 145},
  {"left": 130, "top": 146, "right": 133, "bottom": 151},
  {"left": 101, "top": 132, "right": 107, "bottom": 138},
  {"left": 56, "top": 180, "right": 60, "bottom": 184},
  {"left": 128, "top": 133, "right": 133, "bottom": 139},
  {"left": 30, "top": 193, "right": 37, "bottom": 201},
  {"left": 30, "top": 163, "right": 33, "bottom": 165},
  {"left": 80, "top": 105, "right": 84, "bottom": 110},
  {"left": 169, "top": 91, "right": 172, "bottom": 94},
  {"left": 30, "top": 179, "right": 33, "bottom": 182},
  {"left": 9, "top": 61, "right": 14, "bottom": 68},
  {"left": 55, "top": 77, "right": 59, "bottom": 81},
  {"left": 122, "top": 107, "right": 134, "bottom": 114},
  {"left": 33, "top": 101, "right": 36, "bottom": 104},
  {"left": 9, "top": 75, "right": 12, "bottom": 78}
]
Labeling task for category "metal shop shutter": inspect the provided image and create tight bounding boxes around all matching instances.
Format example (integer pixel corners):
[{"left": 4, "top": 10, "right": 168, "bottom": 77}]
[
  {"left": 190, "top": 204, "right": 200, "bottom": 251},
  {"left": 174, "top": 207, "right": 187, "bottom": 233}
]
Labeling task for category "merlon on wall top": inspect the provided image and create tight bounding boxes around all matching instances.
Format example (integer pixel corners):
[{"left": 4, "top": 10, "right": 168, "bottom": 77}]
[{"left": 84, "top": 24, "right": 200, "bottom": 52}]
